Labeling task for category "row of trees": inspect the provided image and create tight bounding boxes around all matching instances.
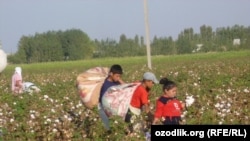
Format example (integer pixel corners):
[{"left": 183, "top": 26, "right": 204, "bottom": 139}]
[
  {"left": 8, "top": 29, "right": 94, "bottom": 63},
  {"left": 8, "top": 24, "right": 250, "bottom": 64}
]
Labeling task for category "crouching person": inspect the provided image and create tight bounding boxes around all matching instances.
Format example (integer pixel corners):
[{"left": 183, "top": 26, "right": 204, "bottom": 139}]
[
  {"left": 125, "top": 72, "right": 158, "bottom": 135},
  {"left": 11, "top": 67, "right": 23, "bottom": 95}
]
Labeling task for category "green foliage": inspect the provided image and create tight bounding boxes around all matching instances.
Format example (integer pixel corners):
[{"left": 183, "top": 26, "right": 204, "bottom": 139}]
[
  {"left": 8, "top": 24, "right": 250, "bottom": 64},
  {"left": 11, "top": 29, "right": 93, "bottom": 63}
]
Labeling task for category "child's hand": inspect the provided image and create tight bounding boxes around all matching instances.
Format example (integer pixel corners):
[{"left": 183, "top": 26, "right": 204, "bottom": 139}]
[
  {"left": 147, "top": 112, "right": 154, "bottom": 122},
  {"left": 179, "top": 101, "right": 185, "bottom": 109}
]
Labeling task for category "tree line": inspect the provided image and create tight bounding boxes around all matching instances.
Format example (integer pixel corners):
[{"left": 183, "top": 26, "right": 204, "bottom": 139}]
[{"left": 7, "top": 24, "right": 250, "bottom": 64}]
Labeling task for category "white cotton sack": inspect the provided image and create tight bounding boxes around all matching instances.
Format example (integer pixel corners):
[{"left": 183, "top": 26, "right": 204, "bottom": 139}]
[
  {"left": 0, "top": 49, "right": 7, "bottom": 73},
  {"left": 185, "top": 96, "right": 195, "bottom": 107}
]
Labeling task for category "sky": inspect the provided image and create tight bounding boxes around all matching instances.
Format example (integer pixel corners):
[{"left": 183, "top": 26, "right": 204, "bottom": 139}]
[{"left": 0, "top": 0, "right": 250, "bottom": 54}]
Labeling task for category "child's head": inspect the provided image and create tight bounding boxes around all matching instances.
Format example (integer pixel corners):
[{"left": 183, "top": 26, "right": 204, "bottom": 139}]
[
  {"left": 15, "top": 67, "right": 22, "bottom": 75},
  {"left": 108, "top": 64, "right": 123, "bottom": 82},
  {"left": 142, "top": 72, "right": 159, "bottom": 91},
  {"left": 160, "top": 77, "right": 177, "bottom": 97}
]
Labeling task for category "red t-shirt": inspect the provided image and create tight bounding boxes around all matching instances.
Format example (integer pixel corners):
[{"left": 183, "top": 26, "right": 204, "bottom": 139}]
[
  {"left": 130, "top": 85, "right": 149, "bottom": 109},
  {"left": 154, "top": 96, "right": 183, "bottom": 118}
]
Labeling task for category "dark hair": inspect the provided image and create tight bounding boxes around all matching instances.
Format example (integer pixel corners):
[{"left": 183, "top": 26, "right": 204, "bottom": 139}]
[
  {"left": 109, "top": 64, "right": 123, "bottom": 74},
  {"left": 160, "top": 77, "right": 177, "bottom": 91}
]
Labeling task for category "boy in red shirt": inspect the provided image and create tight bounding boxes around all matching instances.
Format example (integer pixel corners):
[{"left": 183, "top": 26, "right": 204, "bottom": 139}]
[
  {"left": 125, "top": 72, "right": 158, "bottom": 133},
  {"left": 152, "top": 77, "right": 185, "bottom": 125}
]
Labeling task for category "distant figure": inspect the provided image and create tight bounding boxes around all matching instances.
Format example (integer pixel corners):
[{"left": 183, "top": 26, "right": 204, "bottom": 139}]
[
  {"left": 0, "top": 49, "right": 7, "bottom": 74},
  {"left": 22, "top": 81, "right": 41, "bottom": 94},
  {"left": 11, "top": 67, "right": 23, "bottom": 94}
]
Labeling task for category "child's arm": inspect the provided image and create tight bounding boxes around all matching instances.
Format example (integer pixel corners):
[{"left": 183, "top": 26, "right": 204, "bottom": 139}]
[{"left": 152, "top": 99, "right": 164, "bottom": 125}]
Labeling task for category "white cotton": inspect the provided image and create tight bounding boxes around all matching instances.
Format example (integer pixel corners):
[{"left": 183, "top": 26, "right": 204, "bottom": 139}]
[
  {"left": 51, "top": 109, "right": 55, "bottom": 113},
  {"left": 243, "top": 89, "right": 249, "bottom": 93},
  {"left": 0, "top": 49, "right": 7, "bottom": 73},
  {"left": 10, "top": 118, "right": 14, "bottom": 123},
  {"left": 185, "top": 96, "right": 195, "bottom": 107},
  {"left": 30, "top": 114, "right": 35, "bottom": 119}
]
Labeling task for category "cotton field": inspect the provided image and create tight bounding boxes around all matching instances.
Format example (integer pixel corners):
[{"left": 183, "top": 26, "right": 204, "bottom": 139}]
[{"left": 0, "top": 51, "right": 249, "bottom": 140}]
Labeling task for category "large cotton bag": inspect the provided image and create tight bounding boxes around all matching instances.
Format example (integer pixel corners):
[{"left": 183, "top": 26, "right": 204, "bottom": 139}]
[
  {"left": 102, "top": 82, "right": 140, "bottom": 119},
  {"left": 76, "top": 67, "right": 109, "bottom": 109}
]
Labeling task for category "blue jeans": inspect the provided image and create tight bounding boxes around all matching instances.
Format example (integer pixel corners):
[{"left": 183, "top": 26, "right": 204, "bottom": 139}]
[{"left": 98, "top": 104, "right": 110, "bottom": 130}]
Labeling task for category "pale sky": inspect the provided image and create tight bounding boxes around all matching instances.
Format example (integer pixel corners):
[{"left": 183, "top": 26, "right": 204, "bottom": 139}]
[{"left": 0, "top": 0, "right": 249, "bottom": 54}]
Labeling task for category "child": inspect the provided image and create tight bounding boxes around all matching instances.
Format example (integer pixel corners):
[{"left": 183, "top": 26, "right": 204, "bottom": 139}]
[
  {"left": 98, "top": 64, "right": 124, "bottom": 132},
  {"left": 152, "top": 77, "right": 185, "bottom": 125},
  {"left": 11, "top": 67, "right": 23, "bottom": 94},
  {"left": 125, "top": 72, "right": 158, "bottom": 133}
]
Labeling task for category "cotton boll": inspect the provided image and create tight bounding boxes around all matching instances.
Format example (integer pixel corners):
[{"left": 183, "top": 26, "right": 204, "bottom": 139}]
[
  {"left": 185, "top": 96, "right": 195, "bottom": 107},
  {"left": 0, "top": 49, "right": 7, "bottom": 73}
]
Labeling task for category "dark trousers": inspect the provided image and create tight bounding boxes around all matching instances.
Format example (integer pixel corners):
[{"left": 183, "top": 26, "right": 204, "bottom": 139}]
[
  {"left": 163, "top": 116, "right": 181, "bottom": 125},
  {"left": 125, "top": 109, "right": 132, "bottom": 123},
  {"left": 124, "top": 109, "right": 134, "bottom": 133}
]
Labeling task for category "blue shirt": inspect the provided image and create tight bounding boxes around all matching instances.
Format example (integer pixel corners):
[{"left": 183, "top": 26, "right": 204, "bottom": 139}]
[{"left": 99, "top": 77, "right": 121, "bottom": 103}]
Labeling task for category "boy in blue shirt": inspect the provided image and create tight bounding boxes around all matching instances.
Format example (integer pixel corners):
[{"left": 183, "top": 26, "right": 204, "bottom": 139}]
[{"left": 98, "top": 64, "right": 124, "bottom": 132}]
